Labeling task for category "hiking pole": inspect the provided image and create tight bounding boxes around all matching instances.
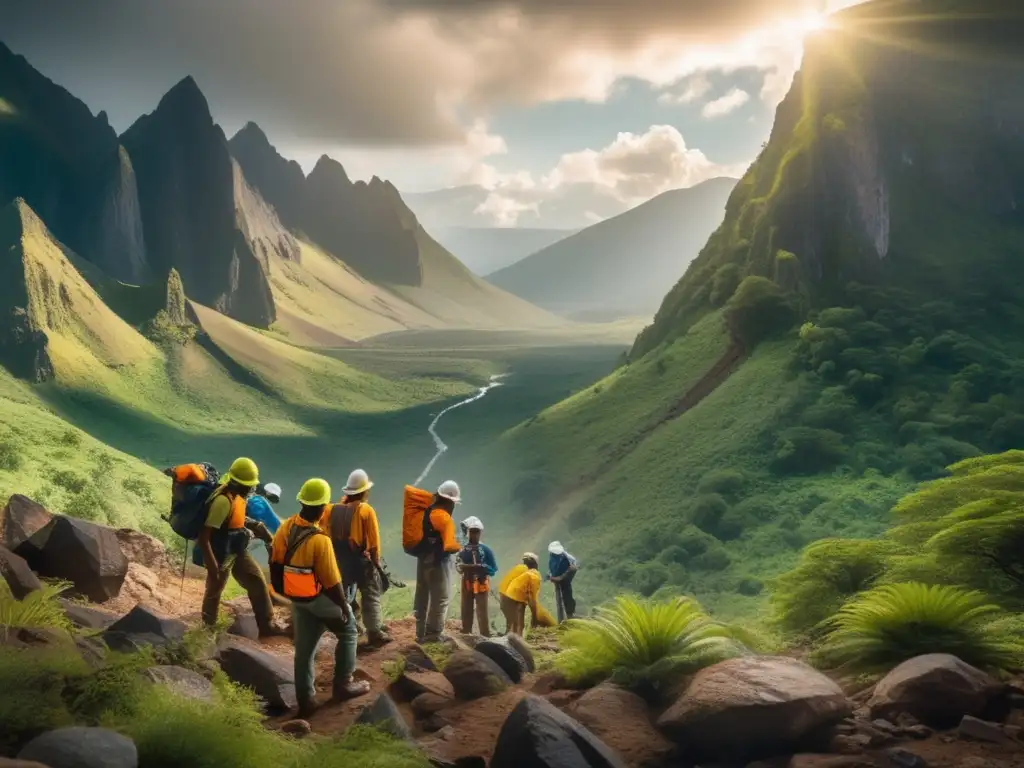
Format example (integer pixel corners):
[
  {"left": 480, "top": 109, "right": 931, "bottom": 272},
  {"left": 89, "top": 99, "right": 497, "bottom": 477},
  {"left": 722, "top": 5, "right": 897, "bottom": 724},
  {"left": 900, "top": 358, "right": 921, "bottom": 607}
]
[{"left": 180, "top": 539, "right": 188, "bottom": 603}]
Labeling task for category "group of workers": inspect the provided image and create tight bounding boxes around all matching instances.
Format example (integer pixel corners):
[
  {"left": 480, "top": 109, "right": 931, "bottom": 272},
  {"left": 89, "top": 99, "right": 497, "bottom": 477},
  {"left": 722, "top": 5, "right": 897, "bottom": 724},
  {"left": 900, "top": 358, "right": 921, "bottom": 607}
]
[{"left": 175, "top": 456, "right": 579, "bottom": 718}]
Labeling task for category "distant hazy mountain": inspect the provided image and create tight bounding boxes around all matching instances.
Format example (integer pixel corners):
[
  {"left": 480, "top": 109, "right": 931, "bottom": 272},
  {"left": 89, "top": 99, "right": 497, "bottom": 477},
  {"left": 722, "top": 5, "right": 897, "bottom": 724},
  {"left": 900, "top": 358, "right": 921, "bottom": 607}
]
[
  {"left": 428, "top": 226, "right": 577, "bottom": 276},
  {"left": 488, "top": 177, "right": 738, "bottom": 319}
]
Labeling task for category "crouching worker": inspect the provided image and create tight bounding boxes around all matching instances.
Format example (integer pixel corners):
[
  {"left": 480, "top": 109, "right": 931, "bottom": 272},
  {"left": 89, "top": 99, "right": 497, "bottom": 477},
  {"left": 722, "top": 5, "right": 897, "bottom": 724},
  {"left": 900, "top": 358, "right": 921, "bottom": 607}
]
[
  {"left": 499, "top": 552, "right": 541, "bottom": 636},
  {"left": 271, "top": 478, "right": 370, "bottom": 717},
  {"left": 197, "top": 457, "right": 281, "bottom": 637},
  {"left": 456, "top": 516, "right": 497, "bottom": 636}
]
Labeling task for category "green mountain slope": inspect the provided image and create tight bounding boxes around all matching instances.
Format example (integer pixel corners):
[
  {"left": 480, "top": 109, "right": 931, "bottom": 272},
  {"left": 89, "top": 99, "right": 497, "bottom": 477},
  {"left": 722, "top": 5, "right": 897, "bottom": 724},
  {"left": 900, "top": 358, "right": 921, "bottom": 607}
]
[
  {"left": 488, "top": 178, "right": 736, "bottom": 320},
  {"left": 495, "top": 0, "right": 1024, "bottom": 617}
]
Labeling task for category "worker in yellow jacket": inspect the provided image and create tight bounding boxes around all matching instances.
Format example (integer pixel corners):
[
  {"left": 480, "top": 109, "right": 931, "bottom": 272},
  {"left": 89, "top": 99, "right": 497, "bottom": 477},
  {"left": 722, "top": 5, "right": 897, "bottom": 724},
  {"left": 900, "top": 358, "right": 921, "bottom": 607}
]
[
  {"left": 498, "top": 552, "right": 541, "bottom": 636},
  {"left": 270, "top": 478, "right": 370, "bottom": 717}
]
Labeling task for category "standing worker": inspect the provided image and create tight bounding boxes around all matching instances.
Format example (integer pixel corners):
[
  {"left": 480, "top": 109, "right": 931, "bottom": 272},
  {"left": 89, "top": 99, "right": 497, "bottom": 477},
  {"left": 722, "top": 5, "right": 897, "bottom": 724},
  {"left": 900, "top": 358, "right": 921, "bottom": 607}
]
[
  {"left": 456, "top": 516, "right": 497, "bottom": 636},
  {"left": 270, "top": 478, "right": 370, "bottom": 718},
  {"left": 198, "top": 458, "right": 282, "bottom": 637},
  {"left": 499, "top": 553, "right": 541, "bottom": 636},
  {"left": 411, "top": 480, "right": 462, "bottom": 643},
  {"left": 323, "top": 469, "right": 392, "bottom": 647},
  {"left": 547, "top": 541, "right": 579, "bottom": 622}
]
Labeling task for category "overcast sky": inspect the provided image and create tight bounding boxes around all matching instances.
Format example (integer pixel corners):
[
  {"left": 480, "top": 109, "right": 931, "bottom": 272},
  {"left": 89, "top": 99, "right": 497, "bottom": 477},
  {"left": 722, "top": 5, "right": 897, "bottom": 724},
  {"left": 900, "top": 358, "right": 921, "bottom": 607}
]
[{"left": 0, "top": 0, "right": 862, "bottom": 227}]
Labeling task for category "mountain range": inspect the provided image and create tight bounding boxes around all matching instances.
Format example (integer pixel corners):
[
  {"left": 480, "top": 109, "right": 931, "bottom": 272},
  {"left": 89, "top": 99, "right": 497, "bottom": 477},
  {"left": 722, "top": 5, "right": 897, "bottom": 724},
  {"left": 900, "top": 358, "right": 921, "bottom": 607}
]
[
  {"left": 0, "top": 39, "right": 559, "bottom": 382},
  {"left": 487, "top": 177, "right": 737, "bottom": 320}
]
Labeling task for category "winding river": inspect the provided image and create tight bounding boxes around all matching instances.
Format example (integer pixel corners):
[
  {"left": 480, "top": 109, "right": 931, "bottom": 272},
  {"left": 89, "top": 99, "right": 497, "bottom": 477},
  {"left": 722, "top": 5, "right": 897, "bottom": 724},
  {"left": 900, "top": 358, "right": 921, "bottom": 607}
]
[{"left": 413, "top": 373, "right": 507, "bottom": 487}]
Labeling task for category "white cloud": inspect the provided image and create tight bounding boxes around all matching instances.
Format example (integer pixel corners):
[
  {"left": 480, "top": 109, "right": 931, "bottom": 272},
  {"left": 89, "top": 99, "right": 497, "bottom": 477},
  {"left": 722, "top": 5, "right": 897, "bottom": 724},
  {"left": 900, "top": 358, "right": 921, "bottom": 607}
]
[
  {"left": 437, "top": 124, "right": 748, "bottom": 228},
  {"left": 657, "top": 74, "right": 713, "bottom": 105},
  {"left": 701, "top": 88, "right": 752, "bottom": 118}
]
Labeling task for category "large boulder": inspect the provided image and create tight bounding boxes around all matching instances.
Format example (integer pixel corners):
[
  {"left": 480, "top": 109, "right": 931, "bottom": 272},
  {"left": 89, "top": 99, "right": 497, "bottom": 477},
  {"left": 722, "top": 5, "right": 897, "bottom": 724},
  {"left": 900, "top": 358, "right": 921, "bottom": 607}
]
[
  {"left": 60, "top": 599, "right": 119, "bottom": 630},
  {"left": 15, "top": 516, "right": 128, "bottom": 602},
  {"left": 443, "top": 650, "right": 512, "bottom": 700},
  {"left": 657, "top": 656, "right": 852, "bottom": 763},
  {"left": 355, "top": 692, "right": 413, "bottom": 741},
  {"left": 0, "top": 544, "right": 41, "bottom": 598},
  {"left": 476, "top": 636, "right": 530, "bottom": 683},
  {"left": 102, "top": 604, "right": 187, "bottom": 652},
  {"left": 868, "top": 654, "right": 1006, "bottom": 728},
  {"left": 144, "top": 665, "right": 215, "bottom": 703},
  {"left": 491, "top": 694, "right": 627, "bottom": 768},
  {"left": 114, "top": 528, "right": 174, "bottom": 572},
  {"left": 217, "top": 637, "right": 297, "bottom": 711},
  {"left": 18, "top": 727, "right": 137, "bottom": 768},
  {"left": 569, "top": 684, "right": 675, "bottom": 767},
  {"left": 0, "top": 495, "right": 52, "bottom": 550}
]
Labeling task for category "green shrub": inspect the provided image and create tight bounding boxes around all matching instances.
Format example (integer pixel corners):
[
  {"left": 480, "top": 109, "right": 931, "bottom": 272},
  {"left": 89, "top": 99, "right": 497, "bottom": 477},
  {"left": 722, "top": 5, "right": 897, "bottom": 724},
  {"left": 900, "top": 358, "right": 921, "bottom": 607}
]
[
  {"left": 710, "top": 264, "right": 742, "bottom": 307},
  {"left": 554, "top": 595, "right": 747, "bottom": 697},
  {"left": 725, "top": 276, "right": 796, "bottom": 349},
  {"left": 0, "top": 439, "right": 22, "bottom": 471},
  {"left": 772, "top": 427, "right": 847, "bottom": 475},
  {"left": 691, "top": 494, "right": 728, "bottom": 535},
  {"left": 301, "top": 726, "right": 433, "bottom": 768},
  {"left": 51, "top": 470, "right": 88, "bottom": 495},
  {"left": 59, "top": 428, "right": 82, "bottom": 447},
  {"left": 813, "top": 583, "right": 1024, "bottom": 675},
  {"left": 0, "top": 647, "right": 85, "bottom": 751},
  {"left": 696, "top": 469, "right": 747, "bottom": 499}
]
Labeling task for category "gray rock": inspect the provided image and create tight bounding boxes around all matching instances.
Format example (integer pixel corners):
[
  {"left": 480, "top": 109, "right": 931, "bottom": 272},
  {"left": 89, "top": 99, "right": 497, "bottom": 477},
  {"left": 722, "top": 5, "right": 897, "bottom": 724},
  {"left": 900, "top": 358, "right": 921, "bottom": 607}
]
[
  {"left": 355, "top": 693, "right": 413, "bottom": 741},
  {"left": 443, "top": 650, "right": 512, "bottom": 700},
  {"left": 411, "top": 692, "right": 453, "bottom": 717},
  {"left": 144, "top": 665, "right": 215, "bottom": 703},
  {"left": 18, "top": 727, "right": 137, "bottom": 768},
  {"left": 657, "top": 655, "right": 852, "bottom": 763},
  {"left": 957, "top": 714, "right": 1017, "bottom": 744},
  {"left": 393, "top": 668, "right": 454, "bottom": 701},
  {"left": 568, "top": 683, "right": 675, "bottom": 767},
  {"left": 491, "top": 694, "right": 626, "bottom": 768},
  {"left": 0, "top": 494, "right": 52, "bottom": 551},
  {"left": 227, "top": 611, "right": 260, "bottom": 641},
  {"left": 217, "top": 638, "right": 296, "bottom": 711},
  {"left": 476, "top": 636, "right": 530, "bottom": 683},
  {"left": 868, "top": 654, "right": 1005, "bottom": 728},
  {"left": 102, "top": 604, "right": 187, "bottom": 652},
  {"left": 0, "top": 544, "right": 40, "bottom": 598},
  {"left": 60, "top": 599, "right": 119, "bottom": 630},
  {"left": 505, "top": 632, "right": 536, "bottom": 672},
  {"left": 885, "top": 747, "right": 928, "bottom": 768},
  {"left": 15, "top": 516, "right": 128, "bottom": 602}
]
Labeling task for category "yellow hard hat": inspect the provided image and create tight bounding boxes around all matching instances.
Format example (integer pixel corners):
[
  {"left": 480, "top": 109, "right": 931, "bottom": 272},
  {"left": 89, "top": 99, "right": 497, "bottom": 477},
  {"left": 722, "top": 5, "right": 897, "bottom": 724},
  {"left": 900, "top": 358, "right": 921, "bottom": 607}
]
[
  {"left": 297, "top": 478, "right": 331, "bottom": 507},
  {"left": 225, "top": 457, "right": 259, "bottom": 487}
]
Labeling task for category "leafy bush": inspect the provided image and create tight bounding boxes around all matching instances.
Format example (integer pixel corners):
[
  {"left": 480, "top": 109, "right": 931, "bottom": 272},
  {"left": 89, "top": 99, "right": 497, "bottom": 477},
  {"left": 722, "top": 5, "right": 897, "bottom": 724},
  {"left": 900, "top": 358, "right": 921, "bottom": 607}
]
[
  {"left": 696, "top": 468, "right": 747, "bottom": 499},
  {"left": 691, "top": 493, "right": 728, "bottom": 535},
  {"left": 51, "top": 470, "right": 88, "bottom": 495},
  {"left": 813, "top": 583, "right": 1024, "bottom": 675},
  {"left": 0, "top": 439, "right": 22, "bottom": 471},
  {"left": 770, "top": 539, "right": 899, "bottom": 639},
  {"left": 710, "top": 263, "right": 742, "bottom": 307},
  {"left": 772, "top": 427, "right": 847, "bottom": 475},
  {"left": 554, "top": 595, "right": 747, "bottom": 697},
  {"left": 725, "top": 276, "right": 796, "bottom": 349}
]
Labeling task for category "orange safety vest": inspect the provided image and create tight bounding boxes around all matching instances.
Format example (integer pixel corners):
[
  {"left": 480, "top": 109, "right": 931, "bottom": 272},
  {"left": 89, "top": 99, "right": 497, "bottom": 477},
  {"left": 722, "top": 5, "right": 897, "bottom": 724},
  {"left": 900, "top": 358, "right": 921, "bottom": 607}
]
[
  {"left": 274, "top": 523, "right": 326, "bottom": 602},
  {"left": 209, "top": 487, "right": 248, "bottom": 530}
]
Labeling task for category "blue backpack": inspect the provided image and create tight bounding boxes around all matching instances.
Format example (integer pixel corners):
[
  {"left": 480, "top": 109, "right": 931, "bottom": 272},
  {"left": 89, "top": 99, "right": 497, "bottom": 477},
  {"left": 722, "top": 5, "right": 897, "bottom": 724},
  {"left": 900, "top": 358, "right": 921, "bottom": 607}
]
[{"left": 166, "top": 463, "right": 220, "bottom": 541}]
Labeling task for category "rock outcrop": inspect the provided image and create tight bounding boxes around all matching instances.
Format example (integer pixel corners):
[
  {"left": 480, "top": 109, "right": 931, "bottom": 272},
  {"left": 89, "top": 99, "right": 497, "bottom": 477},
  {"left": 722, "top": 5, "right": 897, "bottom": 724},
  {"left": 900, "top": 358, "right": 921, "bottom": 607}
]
[
  {"left": 216, "top": 637, "right": 297, "bottom": 711},
  {"left": 0, "top": 494, "right": 52, "bottom": 550},
  {"left": 868, "top": 654, "right": 1006, "bottom": 728},
  {"left": 443, "top": 650, "right": 512, "bottom": 700},
  {"left": 120, "top": 77, "right": 278, "bottom": 328},
  {"left": 16, "top": 515, "right": 128, "bottom": 602},
  {"left": 491, "top": 694, "right": 626, "bottom": 768},
  {"left": 657, "top": 656, "right": 852, "bottom": 762}
]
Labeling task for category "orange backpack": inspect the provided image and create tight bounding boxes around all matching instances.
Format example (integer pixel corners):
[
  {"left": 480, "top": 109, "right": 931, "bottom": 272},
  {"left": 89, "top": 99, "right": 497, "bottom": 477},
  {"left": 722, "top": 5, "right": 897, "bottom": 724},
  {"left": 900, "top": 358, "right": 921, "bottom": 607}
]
[{"left": 402, "top": 485, "right": 441, "bottom": 556}]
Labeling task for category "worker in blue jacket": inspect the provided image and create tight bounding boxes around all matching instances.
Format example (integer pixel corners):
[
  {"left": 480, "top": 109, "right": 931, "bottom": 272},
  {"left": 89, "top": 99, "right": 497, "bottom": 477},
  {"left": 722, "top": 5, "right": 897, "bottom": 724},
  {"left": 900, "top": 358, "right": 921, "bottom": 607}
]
[{"left": 547, "top": 541, "right": 578, "bottom": 622}]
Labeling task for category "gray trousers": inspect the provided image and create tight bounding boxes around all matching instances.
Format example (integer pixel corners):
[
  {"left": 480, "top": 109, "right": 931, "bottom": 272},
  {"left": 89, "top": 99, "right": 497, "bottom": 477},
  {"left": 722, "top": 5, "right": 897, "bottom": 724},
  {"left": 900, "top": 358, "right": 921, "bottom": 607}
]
[
  {"left": 414, "top": 555, "right": 452, "bottom": 641},
  {"left": 356, "top": 559, "right": 384, "bottom": 637}
]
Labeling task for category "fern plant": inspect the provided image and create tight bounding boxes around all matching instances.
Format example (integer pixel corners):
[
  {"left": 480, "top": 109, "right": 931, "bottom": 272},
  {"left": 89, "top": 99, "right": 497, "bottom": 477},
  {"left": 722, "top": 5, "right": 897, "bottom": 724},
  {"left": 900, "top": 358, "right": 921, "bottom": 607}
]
[
  {"left": 813, "top": 582, "right": 1024, "bottom": 674},
  {"left": 553, "top": 595, "right": 747, "bottom": 696},
  {"left": 0, "top": 580, "right": 73, "bottom": 638}
]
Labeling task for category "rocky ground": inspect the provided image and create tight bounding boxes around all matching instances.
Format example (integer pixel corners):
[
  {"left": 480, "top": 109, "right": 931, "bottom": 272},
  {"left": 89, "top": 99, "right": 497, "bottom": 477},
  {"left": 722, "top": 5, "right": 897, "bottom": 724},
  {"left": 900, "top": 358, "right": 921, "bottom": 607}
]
[{"left": 3, "top": 495, "right": 1024, "bottom": 767}]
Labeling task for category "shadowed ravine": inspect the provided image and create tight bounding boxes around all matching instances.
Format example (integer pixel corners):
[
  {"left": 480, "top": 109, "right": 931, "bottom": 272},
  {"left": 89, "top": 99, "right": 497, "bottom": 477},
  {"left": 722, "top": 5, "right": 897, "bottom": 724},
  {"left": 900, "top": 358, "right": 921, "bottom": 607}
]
[{"left": 414, "top": 373, "right": 507, "bottom": 487}]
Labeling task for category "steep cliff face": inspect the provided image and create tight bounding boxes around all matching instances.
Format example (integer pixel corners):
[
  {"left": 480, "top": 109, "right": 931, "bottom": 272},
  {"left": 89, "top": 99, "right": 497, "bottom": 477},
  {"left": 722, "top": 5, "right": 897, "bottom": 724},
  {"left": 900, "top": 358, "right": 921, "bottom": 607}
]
[
  {"left": 121, "top": 77, "right": 277, "bottom": 328},
  {"left": 228, "top": 123, "right": 307, "bottom": 232},
  {"left": 0, "top": 41, "right": 147, "bottom": 279},
  {"left": 633, "top": 0, "right": 1024, "bottom": 358}
]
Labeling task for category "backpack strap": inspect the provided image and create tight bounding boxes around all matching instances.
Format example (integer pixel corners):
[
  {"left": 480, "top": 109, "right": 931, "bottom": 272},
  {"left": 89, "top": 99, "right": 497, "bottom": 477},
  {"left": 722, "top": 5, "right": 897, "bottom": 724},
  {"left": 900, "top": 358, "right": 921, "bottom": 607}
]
[
  {"left": 330, "top": 502, "right": 362, "bottom": 552},
  {"left": 283, "top": 525, "right": 321, "bottom": 567}
]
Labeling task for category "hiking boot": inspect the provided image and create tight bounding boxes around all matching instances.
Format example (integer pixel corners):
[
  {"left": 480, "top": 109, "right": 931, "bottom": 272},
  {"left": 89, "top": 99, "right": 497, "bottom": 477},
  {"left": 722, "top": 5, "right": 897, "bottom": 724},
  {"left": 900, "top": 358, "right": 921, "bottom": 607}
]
[
  {"left": 332, "top": 678, "right": 371, "bottom": 701},
  {"left": 296, "top": 698, "right": 321, "bottom": 719},
  {"left": 367, "top": 631, "right": 393, "bottom": 647}
]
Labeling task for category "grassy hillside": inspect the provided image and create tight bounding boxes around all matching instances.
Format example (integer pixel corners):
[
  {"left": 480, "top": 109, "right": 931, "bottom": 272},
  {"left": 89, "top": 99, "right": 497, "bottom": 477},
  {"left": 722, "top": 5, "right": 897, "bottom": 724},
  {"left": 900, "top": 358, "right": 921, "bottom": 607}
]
[
  {"left": 487, "top": 0, "right": 1024, "bottom": 619},
  {"left": 488, "top": 178, "right": 736, "bottom": 319}
]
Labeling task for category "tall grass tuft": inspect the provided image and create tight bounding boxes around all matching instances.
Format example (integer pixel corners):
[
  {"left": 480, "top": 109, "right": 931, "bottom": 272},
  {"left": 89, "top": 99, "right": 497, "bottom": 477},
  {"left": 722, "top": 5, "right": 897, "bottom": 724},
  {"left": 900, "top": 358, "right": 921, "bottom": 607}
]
[
  {"left": 553, "top": 595, "right": 748, "bottom": 696},
  {"left": 0, "top": 580, "right": 73, "bottom": 638},
  {"left": 813, "top": 582, "right": 1024, "bottom": 675}
]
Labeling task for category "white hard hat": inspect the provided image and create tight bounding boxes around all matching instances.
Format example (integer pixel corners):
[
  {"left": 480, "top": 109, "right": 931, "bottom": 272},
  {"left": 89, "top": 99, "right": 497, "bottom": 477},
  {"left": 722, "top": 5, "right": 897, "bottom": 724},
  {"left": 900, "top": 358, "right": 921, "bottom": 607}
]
[
  {"left": 548, "top": 541, "right": 565, "bottom": 556},
  {"left": 462, "top": 516, "right": 484, "bottom": 532},
  {"left": 343, "top": 469, "right": 373, "bottom": 495},
  {"left": 263, "top": 482, "right": 282, "bottom": 501},
  {"left": 438, "top": 480, "right": 461, "bottom": 503},
  {"left": 523, "top": 552, "right": 539, "bottom": 563}
]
